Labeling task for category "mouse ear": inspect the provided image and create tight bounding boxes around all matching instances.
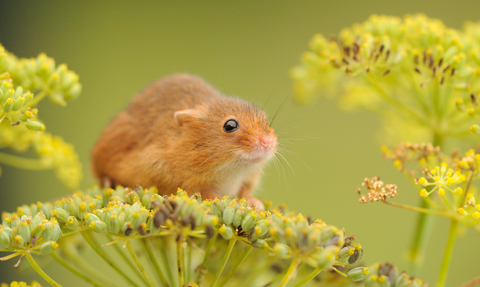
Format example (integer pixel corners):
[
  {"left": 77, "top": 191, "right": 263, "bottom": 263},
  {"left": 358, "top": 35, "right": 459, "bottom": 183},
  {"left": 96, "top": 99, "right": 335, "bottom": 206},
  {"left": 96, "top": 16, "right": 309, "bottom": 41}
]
[{"left": 174, "top": 109, "right": 205, "bottom": 126}]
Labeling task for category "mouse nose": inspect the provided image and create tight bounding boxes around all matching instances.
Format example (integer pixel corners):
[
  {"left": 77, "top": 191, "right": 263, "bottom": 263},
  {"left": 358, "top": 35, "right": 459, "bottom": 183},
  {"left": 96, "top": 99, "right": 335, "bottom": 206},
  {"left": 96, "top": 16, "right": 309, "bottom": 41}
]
[{"left": 258, "top": 135, "right": 276, "bottom": 149}]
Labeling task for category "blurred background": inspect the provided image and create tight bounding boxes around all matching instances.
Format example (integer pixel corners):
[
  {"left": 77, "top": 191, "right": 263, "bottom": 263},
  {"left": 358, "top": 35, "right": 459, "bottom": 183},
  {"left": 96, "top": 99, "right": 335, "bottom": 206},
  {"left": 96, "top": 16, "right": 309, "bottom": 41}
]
[{"left": 0, "top": 1, "right": 478, "bottom": 286}]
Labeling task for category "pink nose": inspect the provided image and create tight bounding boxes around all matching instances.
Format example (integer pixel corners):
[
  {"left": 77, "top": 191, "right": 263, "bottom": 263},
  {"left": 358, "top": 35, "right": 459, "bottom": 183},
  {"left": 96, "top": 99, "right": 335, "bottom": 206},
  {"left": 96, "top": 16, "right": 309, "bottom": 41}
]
[{"left": 258, "top": 135, "right": 275, "bottom": 149}]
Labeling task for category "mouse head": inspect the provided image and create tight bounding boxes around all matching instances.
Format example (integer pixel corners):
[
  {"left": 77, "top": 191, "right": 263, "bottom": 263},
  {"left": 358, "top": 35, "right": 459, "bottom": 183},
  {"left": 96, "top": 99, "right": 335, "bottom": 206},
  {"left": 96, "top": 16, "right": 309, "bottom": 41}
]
[{"left": 174, "top": 97, "right": 277, "bottom": 168}]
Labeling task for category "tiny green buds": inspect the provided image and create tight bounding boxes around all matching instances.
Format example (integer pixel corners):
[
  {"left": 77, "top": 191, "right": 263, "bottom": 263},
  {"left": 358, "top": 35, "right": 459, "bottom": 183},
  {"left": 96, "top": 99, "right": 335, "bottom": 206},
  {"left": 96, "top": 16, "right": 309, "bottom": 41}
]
[
  {"left": 40, "top": 241, "right": 58, "bottom": 255},
  {"left": 0, "top": 225, "right": 12, "bottom": 248},
  {"left": 219, "top": 224, "right": 233, "bottom": 240},
  {"left": 347, "top": 267, "right": 370, "bottom": 281},
  {"left": 25, "top": 121, "right": 45, "bottom": 131},
  {"left": 240, "top": 211, "right": 257, "bottom": 232}
]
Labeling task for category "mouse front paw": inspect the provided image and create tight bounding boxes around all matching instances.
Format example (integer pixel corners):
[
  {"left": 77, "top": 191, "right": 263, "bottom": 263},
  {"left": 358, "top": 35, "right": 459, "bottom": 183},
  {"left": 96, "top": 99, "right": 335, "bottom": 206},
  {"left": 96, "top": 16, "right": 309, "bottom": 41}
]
[{"left": 245, "top": 196, "right": 265, "bottom": 211}]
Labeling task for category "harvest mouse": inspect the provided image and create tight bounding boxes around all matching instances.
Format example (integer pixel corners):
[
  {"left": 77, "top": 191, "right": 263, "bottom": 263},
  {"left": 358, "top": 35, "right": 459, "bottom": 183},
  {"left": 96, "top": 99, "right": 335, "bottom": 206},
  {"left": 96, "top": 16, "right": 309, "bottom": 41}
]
[{"left": 91, "top": 74, "right": 277, "bottom": 209}]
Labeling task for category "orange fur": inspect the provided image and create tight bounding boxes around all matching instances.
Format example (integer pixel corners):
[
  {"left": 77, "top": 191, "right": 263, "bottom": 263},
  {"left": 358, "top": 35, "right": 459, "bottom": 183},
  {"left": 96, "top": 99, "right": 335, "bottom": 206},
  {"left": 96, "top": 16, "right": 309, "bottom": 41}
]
[{"left": 91, "top": 74, "right": 277, "bottom": 208}]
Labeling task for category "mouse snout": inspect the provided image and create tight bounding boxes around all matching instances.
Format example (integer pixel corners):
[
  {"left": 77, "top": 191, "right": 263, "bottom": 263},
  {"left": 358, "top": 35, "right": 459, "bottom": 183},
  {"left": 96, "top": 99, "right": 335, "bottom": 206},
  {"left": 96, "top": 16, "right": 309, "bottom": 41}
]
[{"left": 257, "top": 135, "right": 276, "bottom": 150}]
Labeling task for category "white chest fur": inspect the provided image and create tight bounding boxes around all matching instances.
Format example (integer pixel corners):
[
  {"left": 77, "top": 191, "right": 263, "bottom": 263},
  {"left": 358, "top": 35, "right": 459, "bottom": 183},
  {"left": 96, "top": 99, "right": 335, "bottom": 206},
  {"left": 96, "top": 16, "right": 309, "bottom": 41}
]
[{"left": 213, "top": 162, "right": 262, "bottom": 198}]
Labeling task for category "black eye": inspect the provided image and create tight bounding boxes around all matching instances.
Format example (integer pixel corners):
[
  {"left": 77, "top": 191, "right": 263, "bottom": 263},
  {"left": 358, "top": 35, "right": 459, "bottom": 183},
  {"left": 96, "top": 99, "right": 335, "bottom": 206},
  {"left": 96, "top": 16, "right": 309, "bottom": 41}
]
[{"left": 223, "top": 119, "right": 238, "bottom": 133}]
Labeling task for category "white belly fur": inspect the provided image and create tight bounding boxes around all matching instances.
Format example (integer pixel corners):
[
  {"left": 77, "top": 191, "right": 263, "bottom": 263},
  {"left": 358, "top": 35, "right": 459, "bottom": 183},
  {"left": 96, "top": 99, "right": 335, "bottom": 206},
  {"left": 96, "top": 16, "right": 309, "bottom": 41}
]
[{"left": 213, "top": 163, "right": 261, "bottom": 198}]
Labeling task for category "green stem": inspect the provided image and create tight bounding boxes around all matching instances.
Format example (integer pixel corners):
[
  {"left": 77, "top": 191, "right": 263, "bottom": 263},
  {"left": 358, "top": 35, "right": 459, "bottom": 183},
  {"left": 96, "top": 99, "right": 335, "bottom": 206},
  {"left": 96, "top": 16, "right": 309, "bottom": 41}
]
[
  {"left": 185, "top": 239, "right": 192, "bottom": 284},
  {"left": 126, "top": 240, "right": 155, "bottom": 287},
  {"left": 81, "top": 231, "right": 141, "bottom": 287},
  {"left": 293, "top": 266, "right": 324, "bottom": 287},
  {"left": 436, "top": 219, "right": 459, "bottom": 287},
  {"left": 177, "top": 238, "right": 184, "bottom": 287},
  {"left": 0, "top": 152, "right": 49, "bottom": 170},
  {"left": 382, "top": 200, "right": 455, "bottom": 219},
  {"left": 61, "top": 238, "right": 116, "bottom": 287},
  {"left": 51, "top": 251, "right": 106, "bottom": 287},
  {"left": 407, "top": 134, "right": 443, "bottom": 273},
  {"left": 407, "top": 196, "right": 437, "bottom": 273},
  {"left": 210, "top": 238, "right": 237, "bottom": 287},
  {"left": 366, "top": 72, "right": 429, "bottom": 126},
  {"left": 108, "top": 236, "right": 150, "bottom": 286},
  {"left": 142, "top": 238, "right": 169, "bottom": 286},
  {"left": 195, "top": 231, "right": 218, "bottom": 284},
  {"left": 25, "top": 253, "right": 63, "bottom": 287},
  {"left": 277, "top": 257, "right": 301, "bottom": 287},
  {"left": 218, "top": 245, "right": 253, "bottom": 287},
  {"left": 158, "top": 236, "right": 177, "bottom": 286}
]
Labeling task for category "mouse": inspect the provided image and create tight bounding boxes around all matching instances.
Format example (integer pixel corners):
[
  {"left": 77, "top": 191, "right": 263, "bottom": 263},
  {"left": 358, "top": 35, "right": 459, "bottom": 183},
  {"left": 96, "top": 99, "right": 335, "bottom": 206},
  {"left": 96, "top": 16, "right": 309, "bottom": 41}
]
[{"left": 91, "top": 74, "right": 277, "bottom": 209}]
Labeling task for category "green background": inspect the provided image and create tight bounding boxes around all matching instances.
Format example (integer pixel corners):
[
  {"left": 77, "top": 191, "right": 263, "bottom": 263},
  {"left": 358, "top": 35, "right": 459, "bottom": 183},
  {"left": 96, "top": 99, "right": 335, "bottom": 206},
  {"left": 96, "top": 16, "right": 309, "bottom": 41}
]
[{"left": 0, "top": 1, "right": 478, "bottom": 286}]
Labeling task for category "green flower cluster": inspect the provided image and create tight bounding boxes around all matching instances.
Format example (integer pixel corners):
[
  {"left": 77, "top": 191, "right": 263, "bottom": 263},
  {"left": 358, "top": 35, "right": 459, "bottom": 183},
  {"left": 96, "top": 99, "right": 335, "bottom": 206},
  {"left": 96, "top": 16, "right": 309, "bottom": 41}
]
[
  {"left": 382, "top": 142, "right": 480, "bottom": 228},
  {"left": 0, "top": 45, "right": 82, "bottom": 188},
  {"left": 291, "top": 14, "right": 480, "bottom": 144},
  {"left": 363, "top": 263, "right": 427, "bottom": 287},
  {"left": 1, "top": 187, "right": 368, "bottom": 287}
]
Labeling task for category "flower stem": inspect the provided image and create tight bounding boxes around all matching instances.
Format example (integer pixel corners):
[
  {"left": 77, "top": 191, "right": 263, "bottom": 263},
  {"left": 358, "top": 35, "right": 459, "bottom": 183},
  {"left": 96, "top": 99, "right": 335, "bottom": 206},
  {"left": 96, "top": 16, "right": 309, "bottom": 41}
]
[
  {"left": 25, "top": 253, "right": 63, "bottom": 287},
  {"left": 61, "top": 238, "right": 117, "bottom": 286},
  {"left": 277, "top": 257, "right": 301, "bottom": 287},
  {"left": 142, "top": 238, "right": 168, "bottom": 286},
  {"left": 407, "top": 198, "right": 437, "bottom": 273},
  {"left": 126, "top": 240, "right": 155, "bottom": 287},
  {"left": 51, "top": 251, "right": 105, "bottom": 287},
  {"left": 210, "top": 238, "right": 237, "bottom": 287},
  {"left": 159, "top": 236, "right": 176, "bottom": 286},
  {"left": 436, "top": 219, "right": 459, "bottom": 287},
  {"left": 81, "top": 231, "right": 141, "bottom": 287},
  {"left": 195, "top": 231, "right": 218, "bottom": 284},
  {"left": 177, "top": 237, "right": 185, "bottom": 287},
  {"left": 382, "top": 200, "right": 455, "bottom": 219},
  {"left": 293, "top": 266, "right": 323, "bottom": 287},
  {"left": 0, "top": 152, "right": 49, "bottom": 170},
  {"left": 108, "top": 236, "right": 150, "bottom": 286},
  {"left": 218, "top": 245, "right": 253, "bottom": 287},
  {"left": 366, "top": 72, "right": 428, "bottom": 126}
]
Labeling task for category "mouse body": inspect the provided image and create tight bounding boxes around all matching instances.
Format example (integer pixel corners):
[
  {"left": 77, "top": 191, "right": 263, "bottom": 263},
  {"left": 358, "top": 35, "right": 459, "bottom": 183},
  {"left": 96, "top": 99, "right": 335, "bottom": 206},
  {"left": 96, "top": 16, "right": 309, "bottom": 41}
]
[{"left": 91, "top": 74, "right": 277, "bottom": 208}]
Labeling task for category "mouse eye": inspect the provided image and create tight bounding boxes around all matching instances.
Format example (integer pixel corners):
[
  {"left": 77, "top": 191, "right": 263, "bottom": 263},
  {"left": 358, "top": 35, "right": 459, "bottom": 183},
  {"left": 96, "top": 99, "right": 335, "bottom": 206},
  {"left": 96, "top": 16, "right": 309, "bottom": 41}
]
[{"left": 223, "top": 119, "right": 238, "bottom": 133}]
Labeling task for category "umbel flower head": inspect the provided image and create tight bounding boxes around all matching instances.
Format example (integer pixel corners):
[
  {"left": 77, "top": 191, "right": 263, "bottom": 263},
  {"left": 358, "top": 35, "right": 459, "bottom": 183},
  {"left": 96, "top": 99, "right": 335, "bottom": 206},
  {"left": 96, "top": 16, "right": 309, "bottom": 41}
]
[
  {"left": 381, "top": 143, "right": 480, "bottom": 228},
  {"left": 291, "top": 14, "right": 480, "bottom": 144},
  {"left": 1, "top": 187, "right": 369, "bottom": 286},
  {"left": 0, "top": 44, "right": 82, "bottom": 188}
]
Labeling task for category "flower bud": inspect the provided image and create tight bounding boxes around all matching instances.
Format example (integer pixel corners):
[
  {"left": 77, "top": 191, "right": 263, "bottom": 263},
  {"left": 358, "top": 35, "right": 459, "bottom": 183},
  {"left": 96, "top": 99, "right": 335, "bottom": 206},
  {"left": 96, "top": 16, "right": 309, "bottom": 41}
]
[
  {"left": 337, "top": 246, "right": 354, "bottom": 261},
  {"left": 12, "top": 96, "right": 25, "bottom": 111},
  {"left": 348, "top": 245, "right": 363, "bottom": 264},
  {"left": 316, "top": 247, "right": 336, "bottom": 269},
  {"left": 18, "top": 221, "right": 31, "bottom": 244},
  {"left": 241, "top": 211, "right": 257, "bottom": 232},
  {"left": 272, "top": 243, "right": 290, "bottom": 259},
  {"left": 470, "top": 124, "right": 480, "bottom": 134},
  {"left": 26, "top": 121, "right": 45, "bottom": 131},
  {"left": 52, "top": 208, "right": 69, "bottom": 223},
  {"left": 64, "top": 83, "right": 82, "bottom": 100},
  {"left": 347, "top": 267, "right": 370, "bottom": 281},
  {"left": 222, "top": 205, "right": 235, "bottom": 226},
  {"left": 43, "top": 220, "right": 62, "bottom": 241},
  {"left": 233, "top": 206, "right": 245, "bottom": 227},
  {"left": 251, "top": 239, "right": 267, "bottom": 249},
  {"left": 66, "top": 216, "right": 79, "bottom": 230},
  {"left": 3, "top": 97, "right": 14, "bottom": 112},
  {"left": 219, "top": 224, "right": 234, "bottom": 240},
  {"left": 40, "top": 241, "right": 59, "bottom": 255},
  {"left": 0, "top": 226, "right": 12, "bottom": 248},
  {"left": 89, "top": 221, "right": 108, "bottom": 234}
]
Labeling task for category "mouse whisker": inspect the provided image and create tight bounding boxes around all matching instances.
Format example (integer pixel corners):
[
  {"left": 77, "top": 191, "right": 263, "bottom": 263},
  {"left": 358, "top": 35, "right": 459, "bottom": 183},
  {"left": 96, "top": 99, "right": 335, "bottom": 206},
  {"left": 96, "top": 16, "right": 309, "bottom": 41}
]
[
  {"left": 277, "top": 144, "right": 313, "bottom": 173},
  {"left": 275, "top": 149, "right": 295, "bottom": 175}
]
